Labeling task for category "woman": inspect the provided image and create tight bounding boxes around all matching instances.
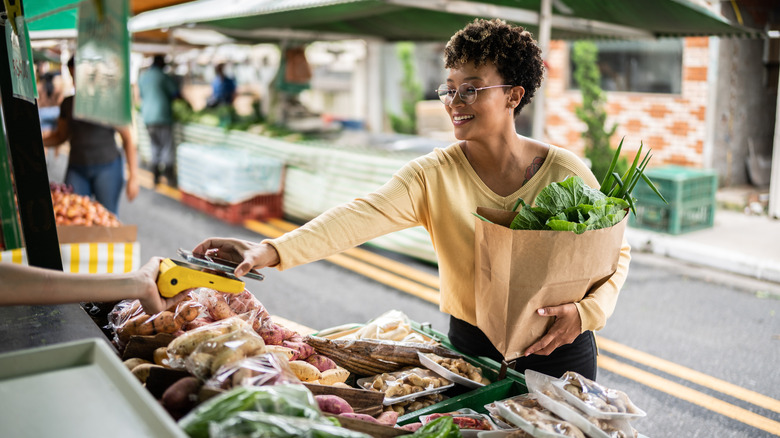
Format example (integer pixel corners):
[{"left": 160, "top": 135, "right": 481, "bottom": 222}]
[
  {"left": 0, "top": 258, "right": 187, "bottom": 315},
  {"left": 195, "top": 19, "right": 630, "bottom": 380},
  {"left": 43, "top": 56, "right": 139, "bottom": 215}
]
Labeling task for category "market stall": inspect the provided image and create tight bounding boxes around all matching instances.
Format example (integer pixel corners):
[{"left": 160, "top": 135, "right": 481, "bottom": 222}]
[{"left": 0, "top": 286, "right": 649, "bottom": 438}]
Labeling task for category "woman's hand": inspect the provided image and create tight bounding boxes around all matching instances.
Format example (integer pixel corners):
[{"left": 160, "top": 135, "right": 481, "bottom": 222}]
[
  {"left": 135, "top": 257, "right": 188, "bottom": 314},
  {"left": 193, "top": 238, "right": 280, "bottom": 277},
  {"left": 523, "top": 303, "right": 582, "bottom": 357},
  {"left": 126, "top": 173, "right": 139, "bottom": 201}
]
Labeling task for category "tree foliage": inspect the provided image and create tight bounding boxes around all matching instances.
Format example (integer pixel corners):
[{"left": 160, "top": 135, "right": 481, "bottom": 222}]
[
  {"left": 389, "top": 43, "right": 423, "bottom": 134},
  {"left": 572, "top": 41, "right": 626, "bottom": 181}
]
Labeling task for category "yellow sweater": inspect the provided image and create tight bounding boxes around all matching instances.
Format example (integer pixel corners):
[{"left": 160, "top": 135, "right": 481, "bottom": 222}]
[{"left": 266, "top": 143, "right": 631, "bottom": 333}]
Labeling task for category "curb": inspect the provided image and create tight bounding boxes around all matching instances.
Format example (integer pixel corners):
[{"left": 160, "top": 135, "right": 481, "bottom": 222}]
[{"left": 625, "top": 229, "right": 780, "bottom": 284}]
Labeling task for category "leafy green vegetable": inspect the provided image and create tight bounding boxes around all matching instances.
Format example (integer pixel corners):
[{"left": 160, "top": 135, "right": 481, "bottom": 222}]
[
  {"left": 409, "top": 416, "right": 463, "bottom": 438},
  {"left": 208, "top": 411, "right": 371, "bottom": 438},
  {"left": 508, "top": 176, "right": 628, "bottom": 234},
  {"left": 474, "top": 138, "right": 666, "bottom": 234},
  {"left": 179, "top": 384, "right": 326, "bottom": 438}
]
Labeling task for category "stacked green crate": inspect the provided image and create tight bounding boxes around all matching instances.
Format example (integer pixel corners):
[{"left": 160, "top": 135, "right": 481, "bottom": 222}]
[{"left": 629, "top": 166, "right": 718, "bottom": 235}]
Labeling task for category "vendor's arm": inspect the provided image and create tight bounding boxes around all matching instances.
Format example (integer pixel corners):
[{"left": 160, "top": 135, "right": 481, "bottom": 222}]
[
  {"left": 0, "top": 258, "right": 187, "bottom": 314},
  {"left": 196, "top": 163, "right": 423, "bottom": 273},
  {"left": 42, "top": 115, "right": 70, "bottom": 147},
  {"left": 116, "top": 125, "right": 139, "bottom": 201}
]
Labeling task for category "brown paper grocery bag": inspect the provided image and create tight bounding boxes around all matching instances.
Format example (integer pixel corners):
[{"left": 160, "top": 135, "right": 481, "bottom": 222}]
[{"left": 474, "top": 206, "right": 627, "bottom": 361}]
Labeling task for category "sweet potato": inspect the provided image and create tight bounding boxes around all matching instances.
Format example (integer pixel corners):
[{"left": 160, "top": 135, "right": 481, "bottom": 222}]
[
  {"left": 283, "top": 340, "right": 315, "bottom": 360},
  {"left": 209, "top": 295, "right": 234, "bottom": 320},
  {"left": 257, "top": 323, "right": 285, "bottom": 346},
  {"left": 319, "top": 367, "right": 350, "bottom": 385},
  {"left": 305, "top": 354, "right": 337, "bottom": 372},
  {"left": 314, "top": 395, "right": 353, "bottom": 415},
  {"left": 162, "top": 376, "right": 202, "bottom": 413},
  {"left": 153, "top": 347, "right": 169, "bottom": 366},
  {"left": 400, "top": 422, "right": 423, "bottom": 432},
  {"left": 288, "top": 360, "right": 321, "bottom": 382},
  {"left": 131, "top": 363, "right": 162, "bottom": 383},
  {"left": 279, "top": 325, "right": 298, "bottom": 341},
  {"left": 124, "top": 314, "right": 152, "bottom": 336},
  {"left": 265, "top": 345, "right": 296, "bottom": 361},
  {"left": 184, "top": 317, "right": 215, "bottom": 331},
  {"left": 377, "top": 410, "right": 399, "bottom": 426},
  {"left": 152, "top": 311, "right": 179, "bottom": 334},
  {"left": 338, "top": 413, "right": 380, "bottom": 424},
  {"left": 123, "top": 357, "right": 151, "bottom": 372},
  {"left": 174, "top": 302, "right": 200, "bottom": 326}
]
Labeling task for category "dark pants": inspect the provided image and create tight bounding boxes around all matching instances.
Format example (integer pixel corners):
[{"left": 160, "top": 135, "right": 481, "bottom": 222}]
[
  {"left": 146, "top": 124, "right": 175, "bottom": 185},
  {"left": 448, "top": 316, "right": 598, "bottom": 380}
]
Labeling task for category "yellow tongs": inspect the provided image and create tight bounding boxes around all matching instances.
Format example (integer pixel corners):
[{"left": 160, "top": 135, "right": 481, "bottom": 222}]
[{"left": 156, "top": 249, "right": 264, "bottom": 298}]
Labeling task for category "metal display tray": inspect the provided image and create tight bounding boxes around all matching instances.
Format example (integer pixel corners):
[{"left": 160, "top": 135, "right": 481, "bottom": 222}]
[{"left": 0, "top": 338, "right": 186, "bottom": 438}]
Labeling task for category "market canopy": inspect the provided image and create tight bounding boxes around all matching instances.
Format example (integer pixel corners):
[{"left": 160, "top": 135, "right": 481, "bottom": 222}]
[
  {"left": 128, "top": 0, "right": 764, "bottom": 43},
  {"left": 24, "top": 0, "right": 191, "bottom": 38}
]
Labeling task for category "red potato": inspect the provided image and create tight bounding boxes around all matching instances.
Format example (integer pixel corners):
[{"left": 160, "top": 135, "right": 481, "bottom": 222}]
[
  {"left": 305, "top": 354, "right": 337, "bottom": 372},
  {"left": 162, "top": 376, "right": 202, "bottom": 413},
  {"left": 338, "top": 413, "right": 380, "bottom": 424},
  {"left": 282, "top": 340, "right": 315, "bottom": 360},
  {"left": 376, "top": 410, "right": 399, "bottom": 426},
  {"left": 314, "top": 395, "right": 354, "bottom": 415}
]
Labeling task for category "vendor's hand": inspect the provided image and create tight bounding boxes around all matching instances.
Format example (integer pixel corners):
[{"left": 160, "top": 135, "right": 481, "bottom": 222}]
[
  {"left": 523, "top": 303, "right": 582, "bottom": 357},
  {"left": 136, "top": 257, "right": 188, "bottom": 314},
  {"left": 193, "top": 238, "right": 280, "bottom": 277},
  {"left": 126, "top": 174, "right": 139, "bottom": 201}
]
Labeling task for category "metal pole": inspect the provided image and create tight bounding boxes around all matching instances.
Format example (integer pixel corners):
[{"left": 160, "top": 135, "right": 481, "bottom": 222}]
[
  {"left": 531, "top": 0, "right": 551, "bottom": 141},
  {"left": 768, "top": 66, "right": 780, "bottom": 219},
  {"left": 0, "top": 0, "right": 63, "bottom": 269}
]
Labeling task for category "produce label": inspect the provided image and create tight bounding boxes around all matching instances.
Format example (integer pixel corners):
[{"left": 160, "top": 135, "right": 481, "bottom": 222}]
[
  {"left": 74, "top": 0, "right": 131, "bottom": 126},
  {"left": 4, "top": 16, "right": 36, "bottom": 103}
]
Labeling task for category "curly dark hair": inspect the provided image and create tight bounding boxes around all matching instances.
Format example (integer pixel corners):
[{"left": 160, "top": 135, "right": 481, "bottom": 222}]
[{"left": 444, "top": 18, "right": 544, "bottom": 115}]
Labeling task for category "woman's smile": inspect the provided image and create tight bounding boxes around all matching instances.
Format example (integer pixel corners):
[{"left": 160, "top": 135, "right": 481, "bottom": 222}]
[{"left": 452, "top": 113, "right": 475, "bottom": 125}]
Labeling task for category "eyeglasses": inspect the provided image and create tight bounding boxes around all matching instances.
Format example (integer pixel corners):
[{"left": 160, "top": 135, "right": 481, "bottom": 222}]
[{"left": 436, "top": 83, "right": 512, "bottom": 105}]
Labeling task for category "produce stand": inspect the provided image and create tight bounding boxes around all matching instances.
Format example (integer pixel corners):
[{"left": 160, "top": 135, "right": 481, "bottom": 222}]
[
  {"left": 0, "top": 225, "right": 141, "bottom": 273},
  {"left": 0, "top": 294, "right": 648, "bottom": 438}
]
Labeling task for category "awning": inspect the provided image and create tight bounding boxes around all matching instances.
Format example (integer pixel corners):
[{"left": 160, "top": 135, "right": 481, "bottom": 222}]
[{"left": 128, "top": 0, "right": 765, "bottom": 43}]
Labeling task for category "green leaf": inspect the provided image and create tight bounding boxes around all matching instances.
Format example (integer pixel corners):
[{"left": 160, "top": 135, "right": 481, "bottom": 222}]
[
  {"left": 510, "top": 206, "right": 548, "bottom": 230},
  {"left": 546, "top": 219, "right": 588, "bottom": 234},
  {"left": 511, "top": 197, "right": 526, "bottom": 212},
  {"left": 599, "top": 136, "right": 624, "bottom": 193},
  {"left": 535, "top": 176, "right": 605, "bottom": 216},
  {"left": 641, "top": 173, "right": 668, "bottom": 204}
]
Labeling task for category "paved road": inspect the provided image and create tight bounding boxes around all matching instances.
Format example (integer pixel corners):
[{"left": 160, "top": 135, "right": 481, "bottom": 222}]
[{"left": 118, "top": 184, "right": 780, "bottom": 438}]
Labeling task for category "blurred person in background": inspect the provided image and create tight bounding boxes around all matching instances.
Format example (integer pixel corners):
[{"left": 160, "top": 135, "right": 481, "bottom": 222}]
[
  {"left": 43, "top": 56, "right": 139, "bottom": 215},
  {"left": 207, "top": 62, "right": 236, "bottom": 108},
  {"left": 36, "top": 60, "right": 64, "bottom": 135},
  {"left": 138, "top": 54, "right": 180, "bottom": 186}
]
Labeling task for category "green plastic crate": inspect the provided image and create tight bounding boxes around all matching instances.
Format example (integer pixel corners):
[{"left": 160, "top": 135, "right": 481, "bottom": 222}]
[
  {"left": 397, "top": 377, "right": 528, "bottom": 425},
  {"left": 629, "top": 166, "right": 718, "bottom": 234},
  {"left": 411, "top": 321, "right": 527, "bottom": 384}
]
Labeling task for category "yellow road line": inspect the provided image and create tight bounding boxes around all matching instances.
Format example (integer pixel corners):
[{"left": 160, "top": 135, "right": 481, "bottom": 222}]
[
  {"left": 598, "top": 356, "right": 780, "bottom": 436},
  {"left": 597, "top": 336, "right": 780, "bottom": 415},
  {"left": 244, "top": 219, "right": 441, "bottom": 305},
  {"left": 267, "top": 218, "right": 441, "bottom": 290}
]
